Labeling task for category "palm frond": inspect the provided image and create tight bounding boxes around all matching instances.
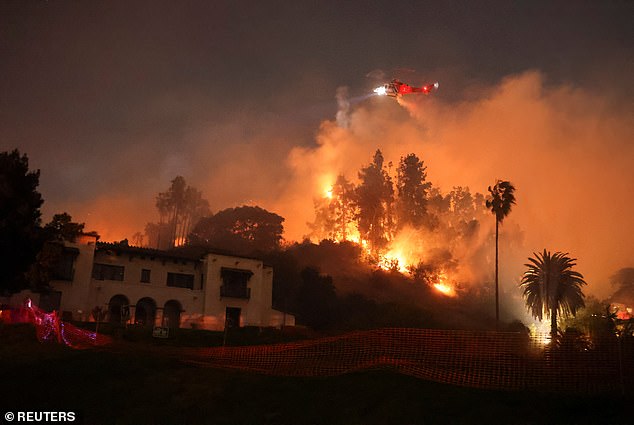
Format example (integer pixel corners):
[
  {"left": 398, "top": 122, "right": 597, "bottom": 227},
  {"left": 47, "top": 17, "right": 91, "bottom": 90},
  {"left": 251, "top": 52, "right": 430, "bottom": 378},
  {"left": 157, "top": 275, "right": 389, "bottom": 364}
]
[
  {"left": 487, "top": 180, "right": 516, "bottom": 223},
  {"left": 520, "top": 250, "right": 586, "bottom": 327}
]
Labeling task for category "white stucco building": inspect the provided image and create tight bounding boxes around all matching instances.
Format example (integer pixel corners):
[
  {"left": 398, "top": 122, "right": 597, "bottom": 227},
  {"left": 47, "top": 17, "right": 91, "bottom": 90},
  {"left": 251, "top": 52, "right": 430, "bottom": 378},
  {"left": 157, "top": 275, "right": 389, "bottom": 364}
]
[{"left": 7, "top": 234, "right": 294, "bottom": 330}]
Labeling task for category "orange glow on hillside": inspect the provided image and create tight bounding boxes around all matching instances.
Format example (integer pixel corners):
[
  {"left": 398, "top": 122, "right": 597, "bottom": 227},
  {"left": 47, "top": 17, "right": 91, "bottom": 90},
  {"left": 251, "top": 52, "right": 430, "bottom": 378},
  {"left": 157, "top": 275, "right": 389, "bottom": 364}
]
[
  {"left": 433, "top": 282, "right": 455, "bottom": 297},
  {"left": 377, "top": 249, "right": 409, "bottom": 273},
  {"left": 372, "top": 227, "right": 426, "bottom": 274},
  {"left": 432, "top": 272, "right": 457, "bottom": 297}
]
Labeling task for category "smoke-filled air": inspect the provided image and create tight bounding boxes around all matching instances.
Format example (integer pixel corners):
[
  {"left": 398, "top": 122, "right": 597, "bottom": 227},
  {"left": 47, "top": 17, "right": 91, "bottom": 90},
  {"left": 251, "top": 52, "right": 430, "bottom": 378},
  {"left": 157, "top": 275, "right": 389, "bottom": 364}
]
[{"left": 51, "top": 70, "right": 634, "bottom": 310}]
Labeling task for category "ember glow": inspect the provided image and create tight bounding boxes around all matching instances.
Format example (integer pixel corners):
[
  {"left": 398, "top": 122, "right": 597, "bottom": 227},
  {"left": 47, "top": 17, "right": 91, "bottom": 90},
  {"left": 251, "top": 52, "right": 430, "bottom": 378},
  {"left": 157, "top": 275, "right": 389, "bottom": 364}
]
[
  {"left": 374, "top": 230, "right": 426, "bottom": 274},
  {"left": 432, "top": 271, "right": 457, "bottom": 297},
  {"left": 377, "top": 248, "right": 409, "bottom": 273},
  {"left": 433, "top": 283, "right": 455, "bottom": 297}
]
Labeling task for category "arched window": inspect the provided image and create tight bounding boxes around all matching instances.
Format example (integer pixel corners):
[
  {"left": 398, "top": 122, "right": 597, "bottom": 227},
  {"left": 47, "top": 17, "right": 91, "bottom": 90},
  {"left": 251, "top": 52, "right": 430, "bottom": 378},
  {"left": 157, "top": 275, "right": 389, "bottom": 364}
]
[
  {"left": 134, "top": 297, "right": 157, "bottom": 327},
  {"left": 163, "top": 300, "right": 182, "bottom": 329},
  {"left": 108, "top": 294, "right": 130, "bottom": 324}
]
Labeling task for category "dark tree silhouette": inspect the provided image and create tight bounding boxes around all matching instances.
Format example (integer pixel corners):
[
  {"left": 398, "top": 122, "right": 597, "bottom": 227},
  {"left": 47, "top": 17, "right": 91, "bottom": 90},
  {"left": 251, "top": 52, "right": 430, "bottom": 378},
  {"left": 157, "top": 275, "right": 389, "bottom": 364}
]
[
  {"left": 329, "top": 174, "right": 357, "bottom": 241},
  {"left": 0, "top": 150, "right": 44, "bottom": 294},
  {"left": 396, "top": 153, "right": 432, "bottom": 229},
  {"left": 520, "top": 250, "right": 587, "bottom": 339},
  {"left": 444, "top": 186, "right": 485, "bottom": 242},
  {"left": 44, "top": 212, "right": 85, "bottom": 242},
  {"left": 609, "top": 267, "right": 634, "bottom": 307},
  {"left": 309, "top": 174, "right": 357, "bottom": 241},
  {"left": 448, "top": 187, "right": 475, "bottom": 222},
  {"left": 190, "top": 206, "right": 284, "bottom": 255},
  {"left": 27, "top": 213, "right": 89, "bottom": 290},
  {"left": 296, "top": 267, "right": 338, "bottom": 330},
  {"left": 151, "top": 176, "right": 210, "bottom": 249},
  {"left": 144, "top": 222, "right": 171, "bottom": 250},
  {"left": 308, "top": 196, "right": 336, "bottom": 241},
  {"left": 486, "top": 179, "right": 516, "bottom": 327},
  {"left": 356, "top": 150, "right": 395, "bottom": 253},
  {"left": 264, "top": 250, "right": 301, "bottom": 315}
]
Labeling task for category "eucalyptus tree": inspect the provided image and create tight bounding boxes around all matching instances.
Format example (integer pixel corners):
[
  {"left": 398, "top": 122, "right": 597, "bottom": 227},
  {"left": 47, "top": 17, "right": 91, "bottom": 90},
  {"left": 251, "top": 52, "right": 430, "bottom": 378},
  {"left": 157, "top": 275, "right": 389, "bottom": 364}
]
[
  {"left": 396, "top": 153, "right": 432, "bottom": 229},
  {"left": 153, "top": 176, "right": 209, "bottom": 248}
]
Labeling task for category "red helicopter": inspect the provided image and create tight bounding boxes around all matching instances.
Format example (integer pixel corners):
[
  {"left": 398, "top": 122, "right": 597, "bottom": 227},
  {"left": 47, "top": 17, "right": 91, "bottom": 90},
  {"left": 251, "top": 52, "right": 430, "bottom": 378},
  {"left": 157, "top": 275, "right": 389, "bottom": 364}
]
[{"left": 373, "top": 79, "right": 439, "bottom": 97}]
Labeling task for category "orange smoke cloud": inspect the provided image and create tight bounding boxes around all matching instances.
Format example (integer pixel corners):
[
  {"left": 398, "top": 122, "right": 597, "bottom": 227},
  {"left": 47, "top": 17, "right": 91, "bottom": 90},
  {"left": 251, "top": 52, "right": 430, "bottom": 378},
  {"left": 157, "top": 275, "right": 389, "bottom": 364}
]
[{"left": 56, "top": 194, "right": 152, "bottom": 243}]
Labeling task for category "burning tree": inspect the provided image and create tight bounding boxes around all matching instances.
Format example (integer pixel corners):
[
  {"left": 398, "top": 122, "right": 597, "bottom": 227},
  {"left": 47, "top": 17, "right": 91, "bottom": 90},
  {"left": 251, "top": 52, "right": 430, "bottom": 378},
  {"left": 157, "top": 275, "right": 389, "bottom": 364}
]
[
  {"left": 396, "top": 153, "right": 432, "bottom": 230},
  {"left": 304, "top": 147, "right": 521, "bottom": 309},
  {"left": 355, "top": 150, "right": 395, "bottom": 254},
  {"left": 329, "top": 174, "right": 357, "bottom": 241},
  {"left": 309, "top": 174, "right": 357, "bottom": 242}
]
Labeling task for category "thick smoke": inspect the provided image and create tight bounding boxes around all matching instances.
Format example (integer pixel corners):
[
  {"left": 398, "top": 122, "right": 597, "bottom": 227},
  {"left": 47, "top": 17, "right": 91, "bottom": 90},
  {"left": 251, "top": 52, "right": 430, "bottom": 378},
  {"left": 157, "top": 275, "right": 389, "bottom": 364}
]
[{"left": 335, "top": 86, "right": 351, "bottom": 128}]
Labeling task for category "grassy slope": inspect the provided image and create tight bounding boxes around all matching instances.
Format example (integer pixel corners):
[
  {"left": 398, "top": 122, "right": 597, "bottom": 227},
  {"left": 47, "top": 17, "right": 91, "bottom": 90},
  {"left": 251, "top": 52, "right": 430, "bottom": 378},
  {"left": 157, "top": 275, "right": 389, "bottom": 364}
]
[{"left": 0, "top": 324, "right": 630, "bottom": 425}]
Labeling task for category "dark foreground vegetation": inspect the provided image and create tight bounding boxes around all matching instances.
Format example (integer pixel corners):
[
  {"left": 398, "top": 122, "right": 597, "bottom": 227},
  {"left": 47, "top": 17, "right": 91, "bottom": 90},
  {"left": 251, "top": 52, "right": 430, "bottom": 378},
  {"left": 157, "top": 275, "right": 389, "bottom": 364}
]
[{"left": 1, "top": 324, "right": 630, "bottom": 425}]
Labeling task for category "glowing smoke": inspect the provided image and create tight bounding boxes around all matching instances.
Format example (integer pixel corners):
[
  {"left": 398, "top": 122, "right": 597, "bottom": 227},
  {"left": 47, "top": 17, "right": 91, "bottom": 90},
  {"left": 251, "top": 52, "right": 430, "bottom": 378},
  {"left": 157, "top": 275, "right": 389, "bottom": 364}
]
[{"left": 335, "top": 86, "right": 351, "bottom": 128}]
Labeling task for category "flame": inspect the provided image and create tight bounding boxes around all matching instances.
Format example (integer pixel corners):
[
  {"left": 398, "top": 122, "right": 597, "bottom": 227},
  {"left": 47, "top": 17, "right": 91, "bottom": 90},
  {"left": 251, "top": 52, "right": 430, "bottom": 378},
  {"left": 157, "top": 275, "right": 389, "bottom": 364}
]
[
  {"left": 432, "top": 272, "right": 457, "bottom": 297},
  {"left": 377, "top": 249, "right": 409, "bottom": 273},
  {"left": 374, "top": 227, "right": 425, "bottom": 273},
  {"left": 347, "top": 233, "right": 361, "bottom": 244},
  {"left": 324, "top": 187, "right": 333, "bottom": 199},
  {"left": 433, "top": 282, "right": 455, "bottom": 296}
]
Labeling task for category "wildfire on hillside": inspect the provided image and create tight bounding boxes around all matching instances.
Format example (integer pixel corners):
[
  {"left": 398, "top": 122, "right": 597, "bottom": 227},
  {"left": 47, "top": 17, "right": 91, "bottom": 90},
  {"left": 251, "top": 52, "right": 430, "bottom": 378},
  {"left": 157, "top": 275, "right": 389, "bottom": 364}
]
[{"left": 312, "top": 163, "right": 480, "bottom": 298}]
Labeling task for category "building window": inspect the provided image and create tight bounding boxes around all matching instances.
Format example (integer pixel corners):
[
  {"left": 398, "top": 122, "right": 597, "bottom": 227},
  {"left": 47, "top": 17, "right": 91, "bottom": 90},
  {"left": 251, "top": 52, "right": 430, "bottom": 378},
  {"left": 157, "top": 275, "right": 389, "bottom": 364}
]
[
  {"left": 52, "top": 248, "right": 78, "bottom": 281},
  {"left": 167, "top": 272, "right": 194, "bottom": 289},
  {"left": 225, "top": 307, "right": 241, "bottom": 329},
  {"left": 92, "top": 263, "right": 125, "bottom": 281},
  {"left": 141, "top": 269, "right": 151, "bottom": 283},
  {"left": 220, "top": 268, "right": 253, "bottom": 299}
]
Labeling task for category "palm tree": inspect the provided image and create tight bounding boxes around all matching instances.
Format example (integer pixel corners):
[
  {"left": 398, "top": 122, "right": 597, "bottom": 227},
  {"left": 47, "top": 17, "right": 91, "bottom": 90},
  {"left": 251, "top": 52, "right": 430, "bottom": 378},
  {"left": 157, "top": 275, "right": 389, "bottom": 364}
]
[
  {"left": 486, "top": 180, "right": 516, "bottom": 327},
  {"left": 520, "top": 250, "right": 587, "bottom": 340}
]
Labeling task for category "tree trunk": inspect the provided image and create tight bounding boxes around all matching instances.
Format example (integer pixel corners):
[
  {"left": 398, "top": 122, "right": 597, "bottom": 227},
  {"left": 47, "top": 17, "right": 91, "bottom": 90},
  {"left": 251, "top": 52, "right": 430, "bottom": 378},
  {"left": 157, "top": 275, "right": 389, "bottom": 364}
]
[
  {"left": 550, "top": 305, "right": 558, "bottom": 342},
  {"left": 495, "top": 218, "right": 499, "bottom": 328},
  {"left": 170, "top": 206, "right": 179, "bottom": 248}
]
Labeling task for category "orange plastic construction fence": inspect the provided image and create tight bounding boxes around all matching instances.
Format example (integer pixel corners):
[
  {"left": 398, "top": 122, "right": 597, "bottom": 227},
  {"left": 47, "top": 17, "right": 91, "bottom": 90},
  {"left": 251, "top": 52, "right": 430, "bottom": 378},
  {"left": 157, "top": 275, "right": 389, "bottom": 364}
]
[
  {"left": 3, "top": 302, "right": 631, "bottom": 393},
  {"left": 180, "top": 328, "right": 631, "bottom": 394}
]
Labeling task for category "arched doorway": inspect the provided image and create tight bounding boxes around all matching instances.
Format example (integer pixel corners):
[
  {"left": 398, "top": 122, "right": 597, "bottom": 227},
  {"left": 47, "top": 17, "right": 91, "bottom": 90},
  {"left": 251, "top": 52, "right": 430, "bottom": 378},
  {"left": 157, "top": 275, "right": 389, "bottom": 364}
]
[
  {"left": 134, "top": 297, "right": 156, "bottom": 327},
  {"left": 108, "top": 294, "right": 130, "bottom": 324},
  {"left": 163, "top": 300, "right": 182, "bottom": 329}
]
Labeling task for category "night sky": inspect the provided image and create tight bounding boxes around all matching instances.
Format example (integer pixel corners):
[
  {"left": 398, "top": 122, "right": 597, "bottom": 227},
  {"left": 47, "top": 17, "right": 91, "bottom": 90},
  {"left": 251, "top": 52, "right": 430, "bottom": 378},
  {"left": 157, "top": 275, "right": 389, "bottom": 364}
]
[{"left": 1, "top": 1, "right": 632, "bottom": 297}]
